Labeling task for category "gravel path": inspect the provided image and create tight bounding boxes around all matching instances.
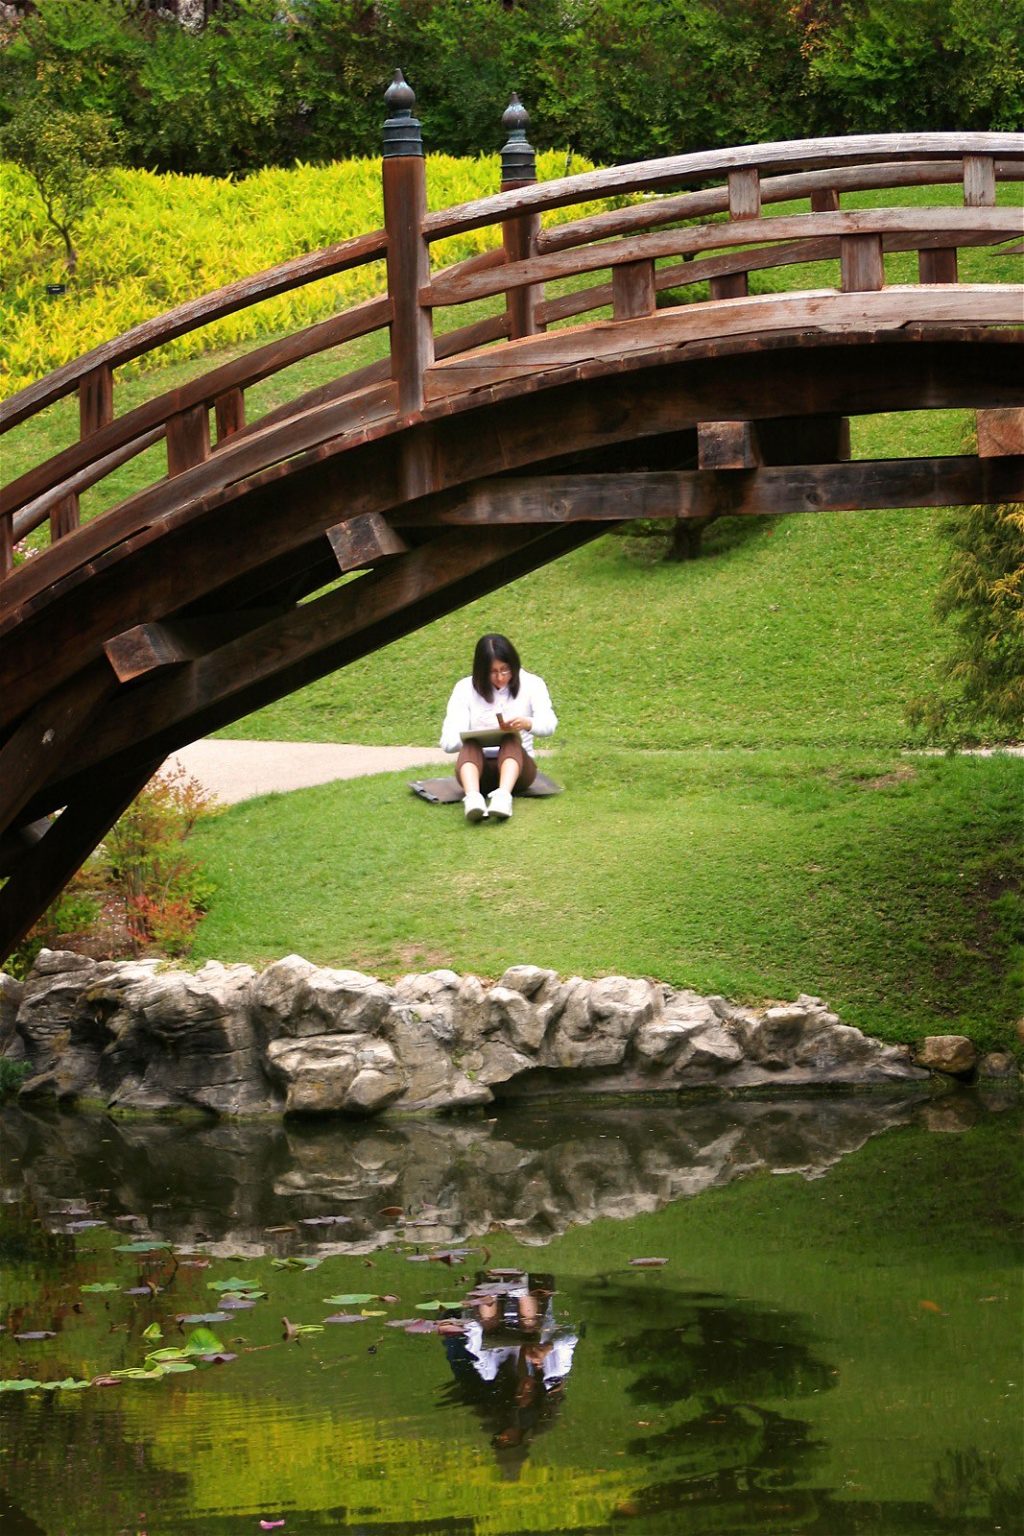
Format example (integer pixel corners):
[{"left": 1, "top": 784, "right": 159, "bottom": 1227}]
[{"left": 165, "top": 739, "right": 451, "bottom": 805}]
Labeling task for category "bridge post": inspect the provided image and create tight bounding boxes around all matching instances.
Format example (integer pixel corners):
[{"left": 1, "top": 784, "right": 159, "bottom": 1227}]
[
  {"left": 710, "top": 167, "right": 761, "bottom": 301},
  {"left": 382, "top": 72, "right": 434, "bottom": 414},
  {"left": 500, "top": 94, "right": 542, "bottom": 338}
]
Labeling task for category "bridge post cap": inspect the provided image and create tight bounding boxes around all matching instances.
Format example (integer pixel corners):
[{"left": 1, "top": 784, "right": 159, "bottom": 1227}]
[
  {"left": 501, "top": 92, "right": 536, "bottom": 183},
  {"left": 383, "top": 70, "right": 423, "bottom": 158}
]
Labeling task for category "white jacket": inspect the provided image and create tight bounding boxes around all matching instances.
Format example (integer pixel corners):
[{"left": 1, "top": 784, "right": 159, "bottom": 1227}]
[{"left": 440, "top": 668, "right": 557, "bottom": 757}]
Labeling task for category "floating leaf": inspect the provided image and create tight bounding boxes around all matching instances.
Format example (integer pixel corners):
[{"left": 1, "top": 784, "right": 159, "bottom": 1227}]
[
  {"left": 414, "top": 1301, "right": 444, "bottom": 1312},
  {"left": 405, "top": 1254, "right": 432, "bottom": 1262},
  {"left": 359, "top": 1309, "right": 387, "bottom": 1318},
  {"left": 159, "top": 1361, "right": 197, "bottom": 1374},
  {"left": 403, "top": 1319, "right": 437, "bottom": 1334},
  {"left": 260, "top": 1522, "right": 286, "bottom": 1531},
  {"left": 264, "top": 1225, "right": 296, "bottom": 1235},
  {"left": 207, "top": 1276, "right": 260, "bottom": 1292},
  {"left": 299, "top": 1215, "right": 352, "bottom": 1227},
  {"left": 176, "top": 1312, "right": 229, "bottom": 1325},
  {"left": 629, "top": 1257, "right": 668, "bottom": 1268},
  {"left": 123, "top": 1285, "right": 161, "bottom": 1297},
  {"left": 271, "top": 1257, "right": 321, "bottom": 1271},
  {"left": 114, "top": 1241, "right": 171, "bottom": 1254},
  {"left": 80, "top": 1282, "right": 119, "bottom": 1294},
  {"left": 322, "top": 1293, "right": 377, "bottom": 1307},
  {"left": 66, "top": 1220, "right": 106, "bottom": 1232},
  {"left": 196, "top": 1352, "right": 237, "bottom": 1364},
  {"left": 323, "top": 1313, "right": 368, "bottom": 1325},
  {"left": 109, "top": 1366, "right": 165, "bottom": 1381},
  {"left": 141, "top": 1323, "right": 163, "bottom": 1342},
  {"left": 486, "top": 1268, "right": 526, "bottom": 1280},
  {"left": 0, "top": 1379, "right": 42, "bottom": 1391},
  {"left": 91, "top": 1376, "right": 121, "bottom": 1388},
  {"left": 185, "top": 1327, "right": 226, "bottom": 1354},
  {"left": 52, "top": 1379, "right": 92, "bottom": 1391},
  {"left": 176, "top": 1258, "right": 211, "bottom": 1269},
  {"left": 377, "top": 1294, "right": 400, "bottom": 1305},
  {"left": 14, "top": 1331, "right": 56, "bottom": 1342},
  {"left": 285, "top": 1323, "right": 323, "bottom": 1336},
  {"left": 219, "top": 1297, "right": 257, "bottom": 1311},
  {"left": 145, "top": 1348, "right": 191, "bottom": 1365},
  {"left": 385, "top": 1318, "right": 420, "bottom": 1328}
]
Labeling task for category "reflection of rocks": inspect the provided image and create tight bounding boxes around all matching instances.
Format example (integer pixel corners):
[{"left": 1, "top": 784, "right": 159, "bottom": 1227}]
[
  {"left": 2, "top": 952, "right": 957, "bottom": 1118},
  {"left": 2, "top": 1095, "right": 935, "bottom": 1254}
]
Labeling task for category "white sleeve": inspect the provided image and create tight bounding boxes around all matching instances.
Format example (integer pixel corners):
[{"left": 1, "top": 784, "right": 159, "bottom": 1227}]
[
  {"left": 528, "top": 673, "right": 557, "bottom": 739},
  {"left": 439, "top": 678, "right": 471, "bottom": 754}
]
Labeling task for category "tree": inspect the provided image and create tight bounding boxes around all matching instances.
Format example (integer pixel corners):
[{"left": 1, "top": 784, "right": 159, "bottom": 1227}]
[
  {"left": 0, "top": 101, "right": 121, "bottom": 274},
  {"left": 909, "top": 503, "right": 1024, "bottom": 741}
]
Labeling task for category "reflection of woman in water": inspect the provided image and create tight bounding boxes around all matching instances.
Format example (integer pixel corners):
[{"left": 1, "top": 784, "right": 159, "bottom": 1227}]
[{"left": 440, "top": 1272, "right": 578, "bottom": 1470}]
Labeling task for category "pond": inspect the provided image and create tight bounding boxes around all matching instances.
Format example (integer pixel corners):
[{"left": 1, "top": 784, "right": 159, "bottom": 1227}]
[{"left": 0, "top": 1092, "right": 1020, "bottom": 1536}]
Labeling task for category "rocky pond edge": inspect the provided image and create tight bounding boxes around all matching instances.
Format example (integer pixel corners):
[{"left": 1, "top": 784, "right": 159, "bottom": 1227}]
[{"left": 1, "top": 949, "right": 1018, "bottom": 1119}]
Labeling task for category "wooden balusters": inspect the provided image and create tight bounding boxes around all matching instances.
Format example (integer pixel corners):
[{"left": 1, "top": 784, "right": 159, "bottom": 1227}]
[
  {"left": 79, "top": 365, "right": 113, "bottom": 439},
  {"left": 382, "top": 72, "right": 433, "bottom": 414},
  {"left": 215, "top": 387, "right": 246, "bottom": 443},
  {"left": 612, "top": 260, "right": 656, "bottom": 319},
  {"left": 919, "top": 246, "right": 958, "bottom": 284},
  {"left": 963, "top": 154, "right": 996, "bottom": 207},
  {"left": 166, "top": 405, "right": 211, "bottom": 475},
  {"left": 1, "top": 511, "right": 13, "bottom": 575},
  {"left": 841, "top": 233, "right": 884, "bottom": 292},
  {"left": 711, "top": 168, "right": 761, "bottom": 301},
  {"left": 500, "top": 94, "right": 542, "bottom": 339},
  {"left": 811, "top": 187, "right": 840, "bottom": 213}
]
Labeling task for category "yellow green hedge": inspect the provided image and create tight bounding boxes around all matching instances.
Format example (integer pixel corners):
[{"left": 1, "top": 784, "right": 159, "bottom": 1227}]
[{"left": 0, "top": 151, "right": 592, "bottom": 400}]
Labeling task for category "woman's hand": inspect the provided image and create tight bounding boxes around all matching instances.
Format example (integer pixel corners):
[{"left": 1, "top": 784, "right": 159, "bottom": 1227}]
[{"left": 504, "top": 716, "right": 532, "bottom": 732}]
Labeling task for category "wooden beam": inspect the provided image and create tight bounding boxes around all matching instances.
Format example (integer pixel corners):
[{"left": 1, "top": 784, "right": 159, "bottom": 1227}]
[
  {"left": 0, "top": 761, "right": 160, "bottom": 963},
  {"left": 841, "top": 233, "right": 884, "bottom": 292},
  {"left": 0, "top": 818, "right": 49, "bottom": 881},
  {"left": 919, "top": 247, "right": 958, "bottom": 284},
  {"left": 166, "top": 404, "right": 210, "bottom": 476},
  {"left": 214, "top": 387, "right": 245, "bottom": 443},
  {"left": 698, "top": 422, "right": 762, "bottom": 470},
  {"left": 964, "top": 154, "right": 996, "bottom": 207},
  {"left": 401, "top": 457, "right": 1024, "bottom": 527},
  {"left": 612, "top": 260, "right": 656, "bottom": 320},
  {"left": 79, "top": 365, "right": 114, "bottom": 439},
  {"left": 976, "top": 408, "right": 1024, "bottom": 458},
  {"left": 0, "top": 663, "right": 115, "bottom": 841},
  {"left": 104, "top": 609, "right": 290, "bottom": 682},
  {"left": 326, "top": 512, "right": 410, "bottom": 572}
]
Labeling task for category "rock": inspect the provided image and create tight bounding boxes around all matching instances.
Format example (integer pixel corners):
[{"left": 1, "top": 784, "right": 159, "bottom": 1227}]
[
  {"left": 266, "top": 1034, "right": 404, "bottom": 1115},
  {"left": 255, "top": 960, "right": 393, "bottom": 1040},
  {"left": 540, "top": 976, "right": 656, "bottom": 1071},
  {"left": 488, "top": 986, "right": 546, "bottom": 1053},
  {"left": 0, "top": 972, "right": 25, "bottom": 1060},
  {"left": 498, "top": 965, "right": 558, "bottom": 1000},
  {"left": 914, "top": 1035, "right": 978, "bottom": 1077},
  {"left": 978, "top": 1051, "right": 1016, "bottom": 1079}
]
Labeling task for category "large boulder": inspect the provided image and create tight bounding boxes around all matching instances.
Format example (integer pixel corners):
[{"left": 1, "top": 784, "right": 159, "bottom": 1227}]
[
  {"left": 0, "top": 971, "right": 25, "bottom": 1060},
  {"left": 253, "top": 957, "right": 393, "bottom": 1041},
  {"left": 266, "top": 1034, "right": 404, "bottom": 1115},
  {"left": 914, "top": 1035, "right": 978, "bottom": 1078}
]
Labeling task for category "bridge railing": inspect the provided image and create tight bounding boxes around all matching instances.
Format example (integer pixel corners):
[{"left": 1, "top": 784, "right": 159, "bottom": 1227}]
[{"left": 1, "top": 82, "right": 1021, "bottom": 583}]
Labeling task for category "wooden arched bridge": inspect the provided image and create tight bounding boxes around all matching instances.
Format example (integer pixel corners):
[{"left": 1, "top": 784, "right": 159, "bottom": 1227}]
[{"left": 1, "top": 82, "right": 1022, "bottom": 957}]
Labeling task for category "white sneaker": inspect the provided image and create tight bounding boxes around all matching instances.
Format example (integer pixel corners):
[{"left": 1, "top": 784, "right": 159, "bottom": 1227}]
[
  {"left": 487, "top": 787, "right": 513, "bottom": 820},
  {"left": 464, "top": 791, "right": 488, "bottom": 822}
]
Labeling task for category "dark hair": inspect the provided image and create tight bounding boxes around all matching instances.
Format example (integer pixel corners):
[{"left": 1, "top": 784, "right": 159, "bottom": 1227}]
[{"left": 472, "top": 633, "right": 521, "bottom": 703}]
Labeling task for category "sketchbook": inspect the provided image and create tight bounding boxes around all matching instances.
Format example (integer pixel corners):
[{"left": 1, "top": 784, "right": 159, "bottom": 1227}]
[{"left": 459, "top": 715, "right": 520, "bottom": 748}]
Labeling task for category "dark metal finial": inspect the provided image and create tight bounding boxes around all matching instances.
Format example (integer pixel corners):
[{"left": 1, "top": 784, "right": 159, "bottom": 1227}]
[
  {"left": 383, "top": 70, "right": 423, "bottom": 158},
  {"left": 500, "top": 92, "right": 536, "bottom": 184}
]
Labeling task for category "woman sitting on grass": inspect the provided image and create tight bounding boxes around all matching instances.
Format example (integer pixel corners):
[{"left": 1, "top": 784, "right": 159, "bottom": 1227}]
[{"left": 440, "top": 634, "right": 557, "bottom": 822}]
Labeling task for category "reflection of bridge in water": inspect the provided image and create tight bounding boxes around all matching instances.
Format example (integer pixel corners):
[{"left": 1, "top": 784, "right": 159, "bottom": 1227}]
[
  {"left": 3, "top": 1094, "right": 996, "bottom": 1256},
  {"left": 1, "top": 84, "right": 1021, "bottom": 954}
]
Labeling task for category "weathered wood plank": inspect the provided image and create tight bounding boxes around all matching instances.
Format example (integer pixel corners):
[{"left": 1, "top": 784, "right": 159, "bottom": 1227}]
[
  {"left": 327, "top": 511, "right": 410, "bottom": 572},
  {"left": 50, "top": 492, "right": 80, "bottom": 541},
  {"left": 425, "top": 286, "right": 1023, "bottom": 399},
  {"left": 976, "top": 407, "right": 1024, "bottom": 457},
  {"left": 698, "top": 422, "right": 762, "bottom": 470},
  {"left": 423, "top": 208, "right": 1022, "bottom": 308},
  {"left": 0, "top": 760, "right": 160, "bottom": 962},
  {"left": 810, "top": 187, "right": 841, "bottom": 213},
  {"left": 0, "top": 513, "right": 12, "bottom": 577},
  {"left": 729, "top": 167, "right": 761, "bottom": 220},
  {"left": 104, "top": 624, "right": 196, "bottom": 682}
]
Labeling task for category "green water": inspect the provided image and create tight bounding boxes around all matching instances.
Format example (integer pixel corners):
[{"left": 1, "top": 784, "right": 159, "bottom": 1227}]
[{"left": 0, "top": 1093, "right": 1020, "bottom": 1535}]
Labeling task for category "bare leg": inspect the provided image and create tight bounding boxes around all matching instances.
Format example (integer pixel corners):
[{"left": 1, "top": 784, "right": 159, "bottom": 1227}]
[
  {"left": 459, "top": 760, "right": 482, "bottom": 796},
  {"left": 498, "top": 755, "right": 521, "bottom": 793}
]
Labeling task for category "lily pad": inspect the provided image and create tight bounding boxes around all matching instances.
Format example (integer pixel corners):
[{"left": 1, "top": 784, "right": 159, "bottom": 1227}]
[
  {"left": 123, "top": 1286, "right": 161, "bottom": 1297},
  {"left": 158, "top": 1361, "right": 197, "bottom": 1374},
  {"left": 114, "top": 1241, "right": 171, "bottom": 1254},
  {"left": 219, "top": 1297, "right": 257, "bottom": 1311},
  {"left": 14, "top": 1331, "right": 56, "bottom": 1342},
  {"left": 404, "top": 1319, "right": 437, "bottom": 1334},
  {"left": 414, "top": 1301, "right": 445, "bottom": 1312},
  {"left": 0, "top": 1379, "right": 42, "bottom": 1392},
  {"left": 49, "top": 1378, "right": 92, "bottom": 1391},
  {"left": 322, "top": 1293, "right": 378, "bottom": 1306},
  {"left": 207, "top": 1276, "right": 260, "bottom": 1292},
  {"left": 109, "top": 1366, "right": 165, "bottom": 1381},
  {"left": 141, "top": 1323, "right": 163, "bottom": 1342},
  {"left": 271, "top": 1257, "right": 322, "bottom": 1271},
  {"left": 323, "top": 1313, "right": 369, "bottom": 1325},
  {"left": 66, "top": 1220, "right": 106, "bottom": 1232},
  {"left": 176, "top": 1312, "right": 229, "bottom": 1325},
  {"left": 80, "top": 1282, "right": 119, "bottom": 1294}
]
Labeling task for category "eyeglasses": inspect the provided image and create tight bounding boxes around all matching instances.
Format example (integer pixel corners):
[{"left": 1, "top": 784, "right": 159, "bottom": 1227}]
[{"left": 490, "top": 664, "right": 512, "bottom": 678}]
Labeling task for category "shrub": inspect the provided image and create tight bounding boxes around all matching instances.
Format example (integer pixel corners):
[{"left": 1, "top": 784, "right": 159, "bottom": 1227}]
[{"left": 0, "top": 100, "right": 122, "bottom": 274}]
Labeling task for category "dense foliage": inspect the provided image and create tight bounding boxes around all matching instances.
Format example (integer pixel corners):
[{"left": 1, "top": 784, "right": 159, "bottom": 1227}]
[{"left": 1, "top": 0, "right": 1020, "bottom": 174}]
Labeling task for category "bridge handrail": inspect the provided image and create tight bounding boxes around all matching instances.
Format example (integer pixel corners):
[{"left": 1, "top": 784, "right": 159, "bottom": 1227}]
[
  {"left": 419, "top": 133, "right": 1024, "bottom": 242},
  {"left": 2, "top": 129, "right": 1022, "bottom": 577}
]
